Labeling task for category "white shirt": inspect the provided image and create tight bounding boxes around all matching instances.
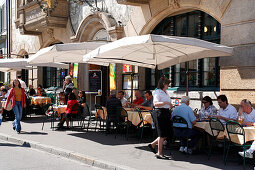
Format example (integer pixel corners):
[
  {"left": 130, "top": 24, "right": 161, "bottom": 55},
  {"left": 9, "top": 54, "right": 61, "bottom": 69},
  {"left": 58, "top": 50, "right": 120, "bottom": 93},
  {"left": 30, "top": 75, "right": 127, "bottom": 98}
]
[
  {"left": 243, "top": 108, "right": 255, "bottom": 123},
  {"left": 217, "top": 104, "right": 238, "bottom": 124},
  {"left": 153, "top": 89, "right": 171, "bottom": 109},
  {"left": 18, "top": 79, "right": 27, "bottom": 89},
  {"left": 120, "top": 97, "right": 127, "bottom": 106}
]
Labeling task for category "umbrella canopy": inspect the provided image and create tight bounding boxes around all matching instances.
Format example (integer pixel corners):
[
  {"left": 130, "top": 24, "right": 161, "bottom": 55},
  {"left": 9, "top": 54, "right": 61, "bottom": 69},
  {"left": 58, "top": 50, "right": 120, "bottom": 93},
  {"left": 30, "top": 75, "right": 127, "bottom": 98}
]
[
  {"left": 0, "top": 58, "right": 69, "bottom": 69},
  {"left": 83, "top": 34, "right": 233, "bottom": 69},
  {"left": 28, "top": 41, "right": 107, "bottom": 64}
]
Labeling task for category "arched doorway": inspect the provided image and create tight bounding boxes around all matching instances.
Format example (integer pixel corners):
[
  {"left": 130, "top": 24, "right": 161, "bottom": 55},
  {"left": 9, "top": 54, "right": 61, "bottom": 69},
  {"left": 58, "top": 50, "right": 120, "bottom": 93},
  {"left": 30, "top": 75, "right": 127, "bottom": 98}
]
[{"left": 146, "top": 10, "right": 220, "bottom": 91}]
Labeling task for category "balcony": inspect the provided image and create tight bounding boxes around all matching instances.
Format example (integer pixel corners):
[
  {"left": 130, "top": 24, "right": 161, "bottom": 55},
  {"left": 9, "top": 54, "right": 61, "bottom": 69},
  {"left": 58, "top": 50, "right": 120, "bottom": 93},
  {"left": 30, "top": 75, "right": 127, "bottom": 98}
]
[
  {"left": 117, "top": 0, "right": 150, "bottom": 6},
  {"left": 15, "top": 0, "right": 69, "bottom": 35}
]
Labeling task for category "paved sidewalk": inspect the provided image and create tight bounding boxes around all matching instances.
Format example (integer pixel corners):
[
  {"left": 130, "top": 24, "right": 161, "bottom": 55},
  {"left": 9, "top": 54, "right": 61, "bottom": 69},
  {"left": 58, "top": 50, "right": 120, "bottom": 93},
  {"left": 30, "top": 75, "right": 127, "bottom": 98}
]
[{"left": 0, "top": 116, "right": 252, "bottom": 170}]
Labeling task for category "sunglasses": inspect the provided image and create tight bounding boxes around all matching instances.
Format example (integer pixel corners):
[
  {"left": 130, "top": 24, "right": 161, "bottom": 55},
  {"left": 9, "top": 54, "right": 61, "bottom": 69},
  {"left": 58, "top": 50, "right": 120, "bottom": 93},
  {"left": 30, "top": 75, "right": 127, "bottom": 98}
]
[{"left": 202, "top": 101, "right": 209, "bottom": 104}]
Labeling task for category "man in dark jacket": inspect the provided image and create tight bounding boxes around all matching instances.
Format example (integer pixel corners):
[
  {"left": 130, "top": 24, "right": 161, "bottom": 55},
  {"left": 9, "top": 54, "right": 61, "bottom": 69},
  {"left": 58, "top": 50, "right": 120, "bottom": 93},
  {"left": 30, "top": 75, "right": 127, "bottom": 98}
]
[{"left": 106, "top": 90, "right": 122, "bottom": 132}]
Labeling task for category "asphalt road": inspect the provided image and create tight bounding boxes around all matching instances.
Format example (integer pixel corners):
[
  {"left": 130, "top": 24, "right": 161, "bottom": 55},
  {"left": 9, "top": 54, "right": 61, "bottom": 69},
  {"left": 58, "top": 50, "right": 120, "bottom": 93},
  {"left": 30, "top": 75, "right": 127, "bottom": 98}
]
[{"left": 0, "top": 140, "right": 102, "bottom": 170}]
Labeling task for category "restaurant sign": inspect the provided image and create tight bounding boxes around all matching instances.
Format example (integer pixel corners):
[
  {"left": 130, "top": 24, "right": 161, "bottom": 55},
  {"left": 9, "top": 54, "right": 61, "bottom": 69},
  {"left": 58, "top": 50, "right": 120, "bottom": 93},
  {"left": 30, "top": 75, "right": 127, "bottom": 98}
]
[{"left": 89, "top": 70, "right": 102, "bottom": 93}]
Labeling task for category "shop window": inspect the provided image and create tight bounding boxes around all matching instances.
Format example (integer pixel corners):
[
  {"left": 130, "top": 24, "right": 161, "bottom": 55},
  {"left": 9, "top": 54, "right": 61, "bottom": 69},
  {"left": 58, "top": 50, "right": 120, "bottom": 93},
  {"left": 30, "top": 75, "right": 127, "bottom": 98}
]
[{"left": 150, "top": 10, "right": 220, "bottom": 90}]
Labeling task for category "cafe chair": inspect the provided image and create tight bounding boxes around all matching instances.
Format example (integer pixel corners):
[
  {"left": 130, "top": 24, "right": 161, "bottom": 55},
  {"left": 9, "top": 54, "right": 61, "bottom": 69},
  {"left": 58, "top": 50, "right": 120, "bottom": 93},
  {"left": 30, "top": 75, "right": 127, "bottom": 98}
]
[
  {"left": 84, "top": 103, "right": 96, "bottom": 132},
  {"left": 69, "top": 103, "right": 81, "bottom": 129},
  {"left": 136, "top": 109, "right": 151, "bottom": 143},
  {"left": 172, "top": 115, "right": 189, "bottom": 156},
  {"left": 225, "top": 120, "right": 252, "bottom": 169},
  {"left": 95, "top": 104, "right": 106, "bottom": 131},
  {"left": 208, "top": 118, "right": 226, "bottom": 161},
  {"left": 149, "top": 110, "right": 158, "bottom": 138},
  {"left": 41, "top": 105, "right": 56, "bottom": 130}
]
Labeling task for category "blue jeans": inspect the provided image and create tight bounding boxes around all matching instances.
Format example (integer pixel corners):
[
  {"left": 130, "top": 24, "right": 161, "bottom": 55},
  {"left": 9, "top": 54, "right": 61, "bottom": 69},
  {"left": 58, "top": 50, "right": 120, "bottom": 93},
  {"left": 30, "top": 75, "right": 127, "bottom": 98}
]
[{"left": 13, "top": 101, "right": 22, "bottom": 132}]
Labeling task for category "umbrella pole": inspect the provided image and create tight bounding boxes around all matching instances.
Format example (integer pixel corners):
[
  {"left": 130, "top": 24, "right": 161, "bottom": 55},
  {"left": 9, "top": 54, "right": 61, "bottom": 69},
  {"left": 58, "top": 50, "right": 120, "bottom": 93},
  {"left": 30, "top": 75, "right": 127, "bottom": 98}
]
[
  {"left": 131, "top": 73, "right": 134, "bottom": 103},
  {"left": 186, "top": 62, "right": 189, "bottom": 96},
  {"left": 31, "top": 66, "right": 34, "bottom": 86}
]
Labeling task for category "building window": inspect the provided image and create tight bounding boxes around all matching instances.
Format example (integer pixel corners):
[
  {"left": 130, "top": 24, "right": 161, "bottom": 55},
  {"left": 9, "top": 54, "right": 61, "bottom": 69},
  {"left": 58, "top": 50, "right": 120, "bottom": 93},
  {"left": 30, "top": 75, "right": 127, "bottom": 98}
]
[
  {"left": 149, "top": 10, "right": 220, "bottom": 90},
  {"left": 43, "top": 67, "right": 67, "bottom": 88},
  {"left": 0, "top": 3, "right": 6, "bottom": 34}
]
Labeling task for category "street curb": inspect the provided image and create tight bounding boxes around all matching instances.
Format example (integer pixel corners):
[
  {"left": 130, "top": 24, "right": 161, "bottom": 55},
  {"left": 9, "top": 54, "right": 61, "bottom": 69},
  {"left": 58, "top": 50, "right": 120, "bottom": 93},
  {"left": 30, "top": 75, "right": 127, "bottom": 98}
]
[{"left": 0, "top": 133, "right": 137, "bottom": 170}]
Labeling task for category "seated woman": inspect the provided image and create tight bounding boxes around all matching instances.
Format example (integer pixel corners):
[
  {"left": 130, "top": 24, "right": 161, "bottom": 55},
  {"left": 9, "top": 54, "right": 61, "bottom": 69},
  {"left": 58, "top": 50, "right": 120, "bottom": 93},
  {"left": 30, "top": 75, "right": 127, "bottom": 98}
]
[
  {"left": 28, "top": 85, "right": 36, "bottom": 96},
  {"left": 78, "top": 90, "right": 86, "bottom": 112},
  {"left": 58, "top": 93, "right": 78, "bottom": 128},
  {"left": 36, "top": 85, "right": 46, "bottom": 97},
  {"left": 198, "top": 96, "right": 217, "bottom": 120}
]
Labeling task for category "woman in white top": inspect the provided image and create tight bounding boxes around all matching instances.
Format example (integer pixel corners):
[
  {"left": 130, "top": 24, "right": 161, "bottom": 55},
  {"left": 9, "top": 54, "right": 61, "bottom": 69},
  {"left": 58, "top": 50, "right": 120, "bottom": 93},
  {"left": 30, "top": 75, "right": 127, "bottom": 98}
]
[
  {"left": 198, "top": 96, "right": 217, "bottom": 120},
  {"left": 148, "top": 77, "right": 172, "bottom": 159}
]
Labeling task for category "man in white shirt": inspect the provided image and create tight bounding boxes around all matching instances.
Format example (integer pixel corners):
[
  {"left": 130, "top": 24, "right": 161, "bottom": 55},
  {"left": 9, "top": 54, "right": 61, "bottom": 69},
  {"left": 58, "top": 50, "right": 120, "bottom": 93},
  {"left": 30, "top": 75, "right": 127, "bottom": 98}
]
[
  {"left": 17, "top": 75, "right": 27, "bottom": 90},
  {"left": 215, "top": 95, "right": 237, "bottom": 124},
  {"left": 118, "top": 91, "right": 127, "bottom": 106},
  {"left": 238, "top": 99, "right": 255, "bottom": 158}
]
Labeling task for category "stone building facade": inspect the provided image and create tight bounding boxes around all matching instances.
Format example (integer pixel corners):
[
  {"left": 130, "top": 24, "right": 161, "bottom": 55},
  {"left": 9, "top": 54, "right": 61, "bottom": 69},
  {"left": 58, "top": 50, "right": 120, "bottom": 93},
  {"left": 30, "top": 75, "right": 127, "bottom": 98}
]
[{"left": 6, "top": 0, "right": 255, "bottom": 108}]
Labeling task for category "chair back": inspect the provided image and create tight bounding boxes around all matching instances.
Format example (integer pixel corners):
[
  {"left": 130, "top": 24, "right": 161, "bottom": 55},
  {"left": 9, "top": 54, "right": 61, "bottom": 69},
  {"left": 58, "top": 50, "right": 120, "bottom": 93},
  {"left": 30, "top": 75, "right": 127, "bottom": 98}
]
[
  {"left": 107, "top": 106, "right": 122, "bottom": 122},
  {"left": 172, "top": 115, "right": 189, "bottom": 129},
  {"left": 209, "top": 118, "right": 225, "bottom": 137},
  {"left": 137, "top": 109, "right": 144, "bottom": 127},
  {"left": 226, "top": 120, "right": 245, "bottom": 145},
  {"left": 121, "top": 108, "right": 128, "bottom": 122},
  {"left": 95, "top": 104, "right": 105, "bottom": 119},
  {"left": 82, "top": 103, "right": 91, "bottom": 117}
]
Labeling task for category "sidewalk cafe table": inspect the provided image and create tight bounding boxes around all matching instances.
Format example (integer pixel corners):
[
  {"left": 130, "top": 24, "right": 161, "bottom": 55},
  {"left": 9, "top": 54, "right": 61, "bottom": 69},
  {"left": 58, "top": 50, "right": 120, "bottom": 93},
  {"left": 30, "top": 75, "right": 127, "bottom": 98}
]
[
  {"left": 127, "top": 110, "right": 152, "bottom": 126},
  {"left": 31, "top": 96, "right": 51, "bottom": 105},
  {"left": 95, "top": 107, "right": 153, "bottom": 126},
  {"left": 194, "top": 121, "right": 213, "bottom": 135},
  {"left": 52, "top": 105, "right": 67, "bottom": 117},
  {"left": 195, "top": 121, "right": 255, "bottom": 145},
  {"left": 1, "top": 100, "right": 12, "bottom": 111}
]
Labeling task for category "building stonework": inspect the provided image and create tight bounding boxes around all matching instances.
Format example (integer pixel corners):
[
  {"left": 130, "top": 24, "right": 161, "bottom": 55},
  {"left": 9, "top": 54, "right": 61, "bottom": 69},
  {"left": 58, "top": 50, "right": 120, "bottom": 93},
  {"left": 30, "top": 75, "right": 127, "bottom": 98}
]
[{"left": 5, "top": 0, "right": 255, "bottom": 107}]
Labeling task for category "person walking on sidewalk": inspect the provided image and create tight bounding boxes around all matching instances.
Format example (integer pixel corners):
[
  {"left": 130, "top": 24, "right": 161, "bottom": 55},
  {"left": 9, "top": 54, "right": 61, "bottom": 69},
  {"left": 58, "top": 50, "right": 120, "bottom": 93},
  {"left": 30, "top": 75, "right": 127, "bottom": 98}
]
[
  {"left": 148, "top": 77, "right": 173, "bottom": 159},
  {"left": 6, "top": 79, "right": 26, "bottom": 133}
]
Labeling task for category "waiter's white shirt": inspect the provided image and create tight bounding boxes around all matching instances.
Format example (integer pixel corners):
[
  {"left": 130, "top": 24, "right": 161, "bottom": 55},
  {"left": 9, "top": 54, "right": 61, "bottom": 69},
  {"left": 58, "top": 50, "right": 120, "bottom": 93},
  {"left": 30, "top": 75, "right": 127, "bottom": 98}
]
[{"left": 153, "top": 89, "right": 171, "bottom": 109}]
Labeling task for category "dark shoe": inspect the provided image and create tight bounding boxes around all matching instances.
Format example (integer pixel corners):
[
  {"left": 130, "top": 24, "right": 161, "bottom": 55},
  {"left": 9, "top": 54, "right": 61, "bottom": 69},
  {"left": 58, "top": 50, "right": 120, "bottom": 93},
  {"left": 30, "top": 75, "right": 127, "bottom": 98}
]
[
  {"left": 148, "top": 144, "right": 156, "bottom": 154},
  {"left": 13, "top": 126, "right": 16, "bottom": 131},
  {"left": 17, "top": 130, "right": 21, "bottom": 134},
  {"left": 155, "top": 154, "right": 165, "bottom": 159}
]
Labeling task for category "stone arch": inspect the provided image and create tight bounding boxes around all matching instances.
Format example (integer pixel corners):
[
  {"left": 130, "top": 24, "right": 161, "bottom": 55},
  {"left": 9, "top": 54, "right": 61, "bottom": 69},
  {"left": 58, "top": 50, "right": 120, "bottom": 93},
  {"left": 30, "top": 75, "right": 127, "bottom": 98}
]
[
  {"left": 71, "top": 12, "right": 123, "bottom": 42},
  {"left": 140, "top": 0, "right": 231, "bottom": 35}
]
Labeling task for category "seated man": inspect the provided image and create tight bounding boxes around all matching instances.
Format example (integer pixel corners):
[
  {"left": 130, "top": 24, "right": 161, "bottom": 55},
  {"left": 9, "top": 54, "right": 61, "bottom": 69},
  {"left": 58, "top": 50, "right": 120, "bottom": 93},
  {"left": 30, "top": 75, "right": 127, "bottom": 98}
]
[
  {"left": 36, "top": 85, "right": 46, "bottom": 97},
  {"left": 172, "top": 96, "right": 201, "bottom": 155},
  {"left": 214, "top": 95, "right": 238, "bottom": 124},
  {"left": 106, "top": 90, "right": 122, "bottom": 132},
  {"left": 1, "top": 89, "right": 8, "bottom": 99},
  {"left": 136, "top": 90, "right": 153, "bottom": 110},
  {"left": 128, "top": 90, "right": 144, "bottom": 108},
  {"left": 118, "top": 91, "right": 127, "bottom": 107},
  {"left": 238, "top": 99, "right": 255, "bottom": 158}
]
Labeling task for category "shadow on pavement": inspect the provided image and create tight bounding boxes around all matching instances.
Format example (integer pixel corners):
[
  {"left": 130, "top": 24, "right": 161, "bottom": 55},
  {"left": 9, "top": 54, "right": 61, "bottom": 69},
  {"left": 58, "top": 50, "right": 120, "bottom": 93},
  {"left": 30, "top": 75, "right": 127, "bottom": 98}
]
[
  {"left": 68, "top": 131, "right": 148, "bottom": 145},
  {"left": 0, "top": 142, "right": 30, "bottom": 148},
  {"left": 20, "top": 131, "right": 48, "bottom": 135},
  {"left": 135, "top": 145, "right": 254, "bottom": 170}
]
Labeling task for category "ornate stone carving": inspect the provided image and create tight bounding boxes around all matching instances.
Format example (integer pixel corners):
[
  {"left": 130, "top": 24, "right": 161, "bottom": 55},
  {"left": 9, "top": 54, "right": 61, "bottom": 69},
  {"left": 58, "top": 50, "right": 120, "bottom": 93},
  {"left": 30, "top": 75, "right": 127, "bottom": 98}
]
[
  {"left": 46, "top": 28, "right": 55, "bottom": 40},
  {"left": 169, "top": 0, "right": 180, "bottom": 9}
]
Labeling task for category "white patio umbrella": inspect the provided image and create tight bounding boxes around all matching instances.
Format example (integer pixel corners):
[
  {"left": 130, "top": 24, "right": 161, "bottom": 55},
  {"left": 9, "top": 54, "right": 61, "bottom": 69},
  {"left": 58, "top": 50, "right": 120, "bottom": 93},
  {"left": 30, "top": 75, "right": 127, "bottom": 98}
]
[
  {"left": 83, "top": 34, "right": 233, "bottom": 69},
  {"left": 28, "top": 41, "right": 107, "bottom": 64},
  {"left": 83, "top": 34, "right": 233, "bottom": 95},
  {"left": 0, "top": 58, "right": 69, "bottom": 69}
]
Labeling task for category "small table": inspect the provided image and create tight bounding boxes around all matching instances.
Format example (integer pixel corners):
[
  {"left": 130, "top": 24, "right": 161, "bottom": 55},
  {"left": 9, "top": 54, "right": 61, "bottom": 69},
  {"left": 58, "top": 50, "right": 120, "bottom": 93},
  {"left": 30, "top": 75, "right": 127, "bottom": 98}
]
[
  {"left": 195, "top": 121, "right": 255, "bottom": 145},
  {"left": 31, "top": 96, "right": 51, "bottom": 105},
  {"left": 127, "top": 110, "right": 152, "bottom": 126},
  {"left": 52, "top": 105, "right": 67, "bottom": 116},
  {"left": 1, "top": 100, "right": 12, "bottom": 111}
]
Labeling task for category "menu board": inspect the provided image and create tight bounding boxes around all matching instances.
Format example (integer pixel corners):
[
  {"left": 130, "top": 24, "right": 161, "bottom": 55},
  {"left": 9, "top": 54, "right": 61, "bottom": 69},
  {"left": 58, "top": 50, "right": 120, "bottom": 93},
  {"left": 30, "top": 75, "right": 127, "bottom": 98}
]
[{"left": 89, "top": 70, "right": 102, "bottom": 92}]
